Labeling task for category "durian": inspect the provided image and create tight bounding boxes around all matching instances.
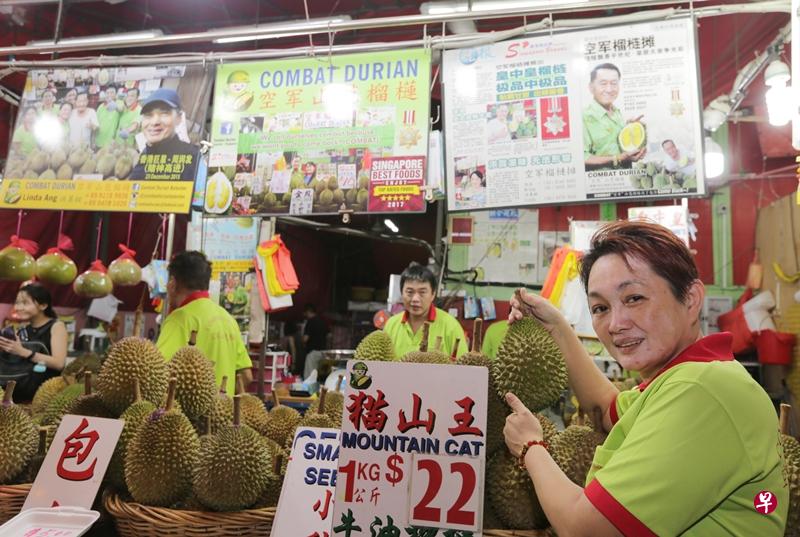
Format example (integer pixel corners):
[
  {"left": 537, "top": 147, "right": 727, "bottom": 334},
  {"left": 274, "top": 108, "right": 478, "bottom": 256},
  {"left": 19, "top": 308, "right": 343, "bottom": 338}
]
[
  {"left": 40, "top": 382, "right": 84, "bottom": 426},
  {"left": 61, "top": 353, "right": 103, "bottom": 382},
  {"left": 56, "top": 163, "right": 73, "bottom": 180},
  {"left": 354, "top": 330, "right": 396, "bottom": 362},
  {"left": 402, "top": 324, "right": 450, "bottom": 364},
  {"left": 39, "top": 169, "right": 56, "bottom": 180},
  {"left": 0, "top": 382, "right": 38, "bottom": 484},
  {"left": 30, "top": 376, "right": 68, "bottom": 415},
  {"left": 319, "top": 189, "right": 334, "bottom": 205},
  {"left": 486, "top": 450, "right": 548, "bottom": 529},
  {"left": 65, "top": 372, "right": 115, "bottom": 418},
  {"left": 169, "top": 331, "right": 216, "bottom": 421},
  {"left": 19, "top": 427, "right": 49, "bottom": 484},
  {"left": 254, "top": 450, "right": 287, "bottom": 508},
  {"left": 235, "top": 375, "right": 270, "bottom": 435},
  {"left": 193, "top": 395, "right": 273, "bottom": 511},
  {"left": 262, "top": 394, "right": 302, "bottom": 446},
  {"left": 97, "top": 337, "right": 168, "bottom": 415},
  {"left": 457, "top": 318, "right": 507, "bottom": 455},
  {"left": 300, "top": 388, "right": 337, "bottom": 429},
  {"left": 781, "top": 404, "right": 800, "bottom": 537},
  {"left": 125, "top": 379, "right": 200, "bottom": 506},
  {"left": 307, "top": 378, "right": 345, "bottom": 427},
  {"left": 78, "top": 158, "right": 96, "bottom": 175},
  {"left": 108, "top": 379, "right": 156, "bottom": 489},
  {"left": 493, "top": 290, "right": 568, "bottom": 411},
  {"left": 550, "top": 408, "right": 607, "bottom": 487}
]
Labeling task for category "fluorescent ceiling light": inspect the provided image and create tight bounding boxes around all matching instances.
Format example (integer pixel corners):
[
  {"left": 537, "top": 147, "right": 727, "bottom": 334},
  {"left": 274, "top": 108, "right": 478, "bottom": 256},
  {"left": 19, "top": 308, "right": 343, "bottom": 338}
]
[
  {"left": 213, "top": 16, "right": 352, "bottom": 44},
  {"left": 421, "top": 0, "right": 588, "bottom": 14},
  {"left": 765, "top": 85, "right": 793, "bottom": 127},
  {"left": 384, "top": 219, "right": 399, "bottom": 233},
  {"left": 471, "top": 0, "right": 589, "bottom": 11},
  {"left": 28, "top": 30, "right": 163, "bottom": 47}
]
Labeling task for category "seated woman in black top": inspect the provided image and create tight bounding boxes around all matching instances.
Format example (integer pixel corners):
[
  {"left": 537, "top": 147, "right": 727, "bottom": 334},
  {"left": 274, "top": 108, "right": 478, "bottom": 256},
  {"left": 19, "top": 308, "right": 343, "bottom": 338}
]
[{"left": 0, "top": 284, "right": 67, "bottom": 401}]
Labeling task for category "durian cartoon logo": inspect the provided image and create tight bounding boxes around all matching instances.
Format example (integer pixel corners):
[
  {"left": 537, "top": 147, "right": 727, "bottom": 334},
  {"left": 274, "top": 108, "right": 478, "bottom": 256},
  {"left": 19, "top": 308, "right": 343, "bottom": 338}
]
[
  {"left": 349, "top": 361, "right": 372, "bottom": 390},
  {"left": 225, "top": 70, "right": 254, "bottom": 112},
  {"left": 3, "top": 181, "right": 21, "bottom": 204}
]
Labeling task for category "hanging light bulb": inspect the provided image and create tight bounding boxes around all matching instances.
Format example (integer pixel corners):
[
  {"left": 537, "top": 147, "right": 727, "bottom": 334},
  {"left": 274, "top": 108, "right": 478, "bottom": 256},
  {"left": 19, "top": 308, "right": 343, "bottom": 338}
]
[
  {"left": 766, "top": 84, "right": 793, "bottom": 126},
  {"left": 703, "top": 136, "right": 724, "bottom": 179}
]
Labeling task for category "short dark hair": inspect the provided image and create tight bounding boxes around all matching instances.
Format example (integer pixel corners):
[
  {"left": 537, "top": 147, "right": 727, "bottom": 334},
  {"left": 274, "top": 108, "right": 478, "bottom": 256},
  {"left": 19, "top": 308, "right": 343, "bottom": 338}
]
[
  {"left": 19, "top": 284, "right": 56, "bottom": 319},
  {"left": 400, "top": 264, "right": 437, "bottom": 292},
  {"left": 168, "top": 251, "right": 212, "bottom": 291},
  {"left": 304, "top": 303, "right": 316, "bottom": 313},
  {"left": 661, "top": 139, "right": 676, "bottom": 147},
  {"left": 590, "top": 63, "right": 621, "bottom": 83},
  {"left": 580, "top": 220, "right": 698, "bottom": 302},
  {"left": 105, "top": 84, "right": 118, "bottom": 92}
]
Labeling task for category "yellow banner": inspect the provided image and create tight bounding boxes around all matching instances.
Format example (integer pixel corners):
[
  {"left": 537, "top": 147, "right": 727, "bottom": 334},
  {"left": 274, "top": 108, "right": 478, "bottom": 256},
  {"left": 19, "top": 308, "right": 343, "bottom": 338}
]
[
  {"left": 0, "top": 179, "right": 194, "bottom": 213},
  {"left": 373, "top": 185, "right": 421, "bottom": 196},
  {"left": 211, "top": 259, "right": 253, "bottom": 277}
]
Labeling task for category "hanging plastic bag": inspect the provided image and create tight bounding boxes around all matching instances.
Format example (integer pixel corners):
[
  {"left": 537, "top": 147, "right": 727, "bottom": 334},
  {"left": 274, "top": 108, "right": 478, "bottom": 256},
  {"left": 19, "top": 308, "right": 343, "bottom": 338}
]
[
  {"left": 36, "top": 233, "right": 77, "bottom": 285},
  {"left": 0, "top": 235, "right": 38, "bottom": 282},
  {"left": 74, "top": 260, "right": 113, "bottom": 298},
  {"left": 108, "top": 244, "right": 142, "bottom": 287}
]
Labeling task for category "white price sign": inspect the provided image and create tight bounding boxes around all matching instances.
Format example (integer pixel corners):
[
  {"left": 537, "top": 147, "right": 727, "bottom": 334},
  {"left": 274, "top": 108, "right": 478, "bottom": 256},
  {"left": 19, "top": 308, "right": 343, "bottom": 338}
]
[
  {"left": 23, "top": 415, "right": 123, "bottom": 511},
  {"left": 408, "top": 454, "right": 483, "bottom": 532}
]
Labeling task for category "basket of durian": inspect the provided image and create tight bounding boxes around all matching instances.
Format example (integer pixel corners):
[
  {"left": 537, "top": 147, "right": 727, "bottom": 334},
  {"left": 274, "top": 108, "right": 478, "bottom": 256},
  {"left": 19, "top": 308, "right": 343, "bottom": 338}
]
[{"left": 0, "top": 381, "right": 51, "bottom": 525}]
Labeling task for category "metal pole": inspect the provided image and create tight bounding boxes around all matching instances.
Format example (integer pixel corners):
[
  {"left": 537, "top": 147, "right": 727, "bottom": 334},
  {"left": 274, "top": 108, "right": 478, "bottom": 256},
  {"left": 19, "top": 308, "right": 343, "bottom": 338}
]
[
  {"left": 160, "top": 213, "right": 177, "bottom": 319},
  {"left": 0, "top": 0, "right": 747, "bottom": 56}
]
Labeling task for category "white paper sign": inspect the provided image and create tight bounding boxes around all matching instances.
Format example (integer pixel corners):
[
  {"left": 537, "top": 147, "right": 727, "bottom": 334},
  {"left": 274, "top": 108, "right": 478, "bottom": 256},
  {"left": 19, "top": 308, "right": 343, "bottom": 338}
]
[
  {"left": 270, "top": 427, "right": 340, "bottom": 537},
  {"left": 209, "top": 146, "right": 237, "bottom": 167},
  {"left": 23, "top": 415, "right": 123, "bottom": 511},
  {"left": 86, "top": 295, "right": 121, "bottom": 324},
  {"left": 332, "top": 361, "right": 487, "bottom": 535},
  {"left": 628, "top": 205, "right": 690, "bottom": 246},
  {"left": 270, "top": 169, "right": 291, "bottom": 194},
  {"left": 289, "top": 188, "right": 314, "bottom": 215},
  {"left": 337, "top": 163, "right": 357, "bottom": 190}
]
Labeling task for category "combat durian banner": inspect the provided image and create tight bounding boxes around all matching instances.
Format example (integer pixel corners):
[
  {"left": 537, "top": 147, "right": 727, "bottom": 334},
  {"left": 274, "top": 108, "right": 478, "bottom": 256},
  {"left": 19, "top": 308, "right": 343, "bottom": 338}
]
[
  {"left": 442, "top": 17, "right": 705, "bottom": 211},
  {"left": 205, "top": 49, "right": 431, "bottom": 217},
  {"left": 0, "top": 65, "right": 213, "bottom": 213}
]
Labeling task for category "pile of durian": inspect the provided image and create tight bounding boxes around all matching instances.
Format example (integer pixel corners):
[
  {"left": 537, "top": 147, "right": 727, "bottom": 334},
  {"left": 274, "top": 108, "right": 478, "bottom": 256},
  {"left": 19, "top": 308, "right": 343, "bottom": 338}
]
[{"left": 0, "top": 333, "right": 346, "bottom": 514}]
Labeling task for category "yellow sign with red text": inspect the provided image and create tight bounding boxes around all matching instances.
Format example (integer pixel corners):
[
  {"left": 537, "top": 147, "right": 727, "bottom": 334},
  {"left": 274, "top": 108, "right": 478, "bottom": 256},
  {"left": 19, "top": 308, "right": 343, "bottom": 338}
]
[{"left": 0, "top": 179, "right": 194, "bottom": 213}]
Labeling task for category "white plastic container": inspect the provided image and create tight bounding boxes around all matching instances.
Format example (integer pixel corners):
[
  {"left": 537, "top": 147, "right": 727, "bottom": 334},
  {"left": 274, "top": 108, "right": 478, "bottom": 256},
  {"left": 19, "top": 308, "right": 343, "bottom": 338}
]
[{"left": 0, "top": 507, "right": 99, "bottom": 536}]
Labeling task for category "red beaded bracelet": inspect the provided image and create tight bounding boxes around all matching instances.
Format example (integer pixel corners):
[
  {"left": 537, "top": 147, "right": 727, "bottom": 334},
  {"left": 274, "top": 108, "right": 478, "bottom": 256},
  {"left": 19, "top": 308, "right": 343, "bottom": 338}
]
[{"left": 518, "top": 439, "right": 549, "bottom": 468}]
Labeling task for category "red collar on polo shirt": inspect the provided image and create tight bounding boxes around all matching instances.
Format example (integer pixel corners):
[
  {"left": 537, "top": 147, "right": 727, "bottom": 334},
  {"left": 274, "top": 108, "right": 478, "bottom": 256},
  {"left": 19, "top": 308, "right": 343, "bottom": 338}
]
[
  {"left": 179, "top": 291, "right": 210, "bottom": 309},
  {"left": 401, "top": 305, "right": 437, "bottom": 323},
  {"left": 636, "top": 332, "right": 734, "bottom": 392}
]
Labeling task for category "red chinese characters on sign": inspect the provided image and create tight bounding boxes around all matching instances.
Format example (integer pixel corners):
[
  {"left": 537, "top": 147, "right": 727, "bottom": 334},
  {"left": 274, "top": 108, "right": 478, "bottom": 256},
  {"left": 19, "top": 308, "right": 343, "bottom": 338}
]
[
  {"left": 347, "top": 390, "right": 390, "bottom": 433},
  {"left": 313, "top": 489, "right": 333, "bottom": 521},
  {"left": 398, "top": 394, "right": 436, "bottom": 434},
  {"left": 56, "top": 417, "right": 99, "bottom": 482},
  {"left": 368, "top": 157, "right": 426, "bottom": 213},
  {"left": 448, "top": 397, "right": 484, "bottom": 437}
]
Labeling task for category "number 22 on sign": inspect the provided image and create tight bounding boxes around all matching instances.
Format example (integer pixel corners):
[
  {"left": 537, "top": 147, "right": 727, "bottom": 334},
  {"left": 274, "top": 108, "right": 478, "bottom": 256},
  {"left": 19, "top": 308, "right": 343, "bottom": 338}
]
[{"left": 408, "top": 454, "right": 483, "bottom": 532}]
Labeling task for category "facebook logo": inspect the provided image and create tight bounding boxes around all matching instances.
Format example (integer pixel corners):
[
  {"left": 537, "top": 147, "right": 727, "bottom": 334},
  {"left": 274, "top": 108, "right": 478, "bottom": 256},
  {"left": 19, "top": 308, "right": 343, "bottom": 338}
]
[{"left": 220, "top": 122, "right": 233, "bottom": 135}]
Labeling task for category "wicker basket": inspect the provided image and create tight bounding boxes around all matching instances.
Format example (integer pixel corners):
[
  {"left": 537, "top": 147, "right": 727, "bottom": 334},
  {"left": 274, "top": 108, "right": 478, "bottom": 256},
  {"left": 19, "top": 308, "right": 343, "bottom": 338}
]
[
  {"left": 103, "top": 491, "right": 276, "bottom": 537},
  {"left": 0, "top": 484, "right": 31, "bottom": 525}
]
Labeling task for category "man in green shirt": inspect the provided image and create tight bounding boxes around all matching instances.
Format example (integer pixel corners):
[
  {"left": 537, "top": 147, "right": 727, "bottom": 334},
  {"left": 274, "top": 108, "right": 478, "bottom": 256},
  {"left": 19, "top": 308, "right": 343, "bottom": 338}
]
[
  {"left": 95, "top": 85, "right": 122, "bottom": 149},
  {"left": 582, "top": 63, "right": 646, "bottom": 170},
  {"left": 11, "top": 107, "right": 38, "bottom": 159},
  {"left": 383, "top": 264, "right": 468, "bottom": 359},
  {"left": 157, "top": 251, "right": 253, "bottom": 395},
  {"left": 116, "top": 87, "right": 141, "bottom": 147},
  {"left": 481, "top": 320, "right": 508, "bottom": 359}
]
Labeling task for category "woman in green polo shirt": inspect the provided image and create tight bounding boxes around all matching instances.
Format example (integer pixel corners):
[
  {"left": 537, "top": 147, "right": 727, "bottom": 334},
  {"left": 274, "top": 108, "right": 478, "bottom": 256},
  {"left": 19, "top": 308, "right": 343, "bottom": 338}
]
[
  {"left": 503, "top": 221, "right": 787, "bottom": 536},
  {"left": 11, "top": 107, "right": 39, "bottom": 158}
]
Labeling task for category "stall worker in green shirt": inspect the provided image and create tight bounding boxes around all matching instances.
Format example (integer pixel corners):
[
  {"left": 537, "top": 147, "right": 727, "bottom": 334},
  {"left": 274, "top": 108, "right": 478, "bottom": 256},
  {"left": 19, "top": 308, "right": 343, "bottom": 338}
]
[
  {"left": 157, "top": 251, "right": 253, "bottom": 395},
  {"left": 583, "top": 63, "right": 646, "bottom": 171},
  {"left": 481, "top": 319, "right": 509, "bottom": 359},
  {"left": 11, "top": 107, "right": 39, "bottom": 158},
  {"left": 116, "top": 87, "right": 141, "bottom": 147},
  {"left": 503, "top": 221, "right": 787, "bottom": 537},
  {"left": 383, "top": 264, "right": 468, "bottom": 359},
  {"left": 95, "top": 85, "right": 122, "bottom": 149}
]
